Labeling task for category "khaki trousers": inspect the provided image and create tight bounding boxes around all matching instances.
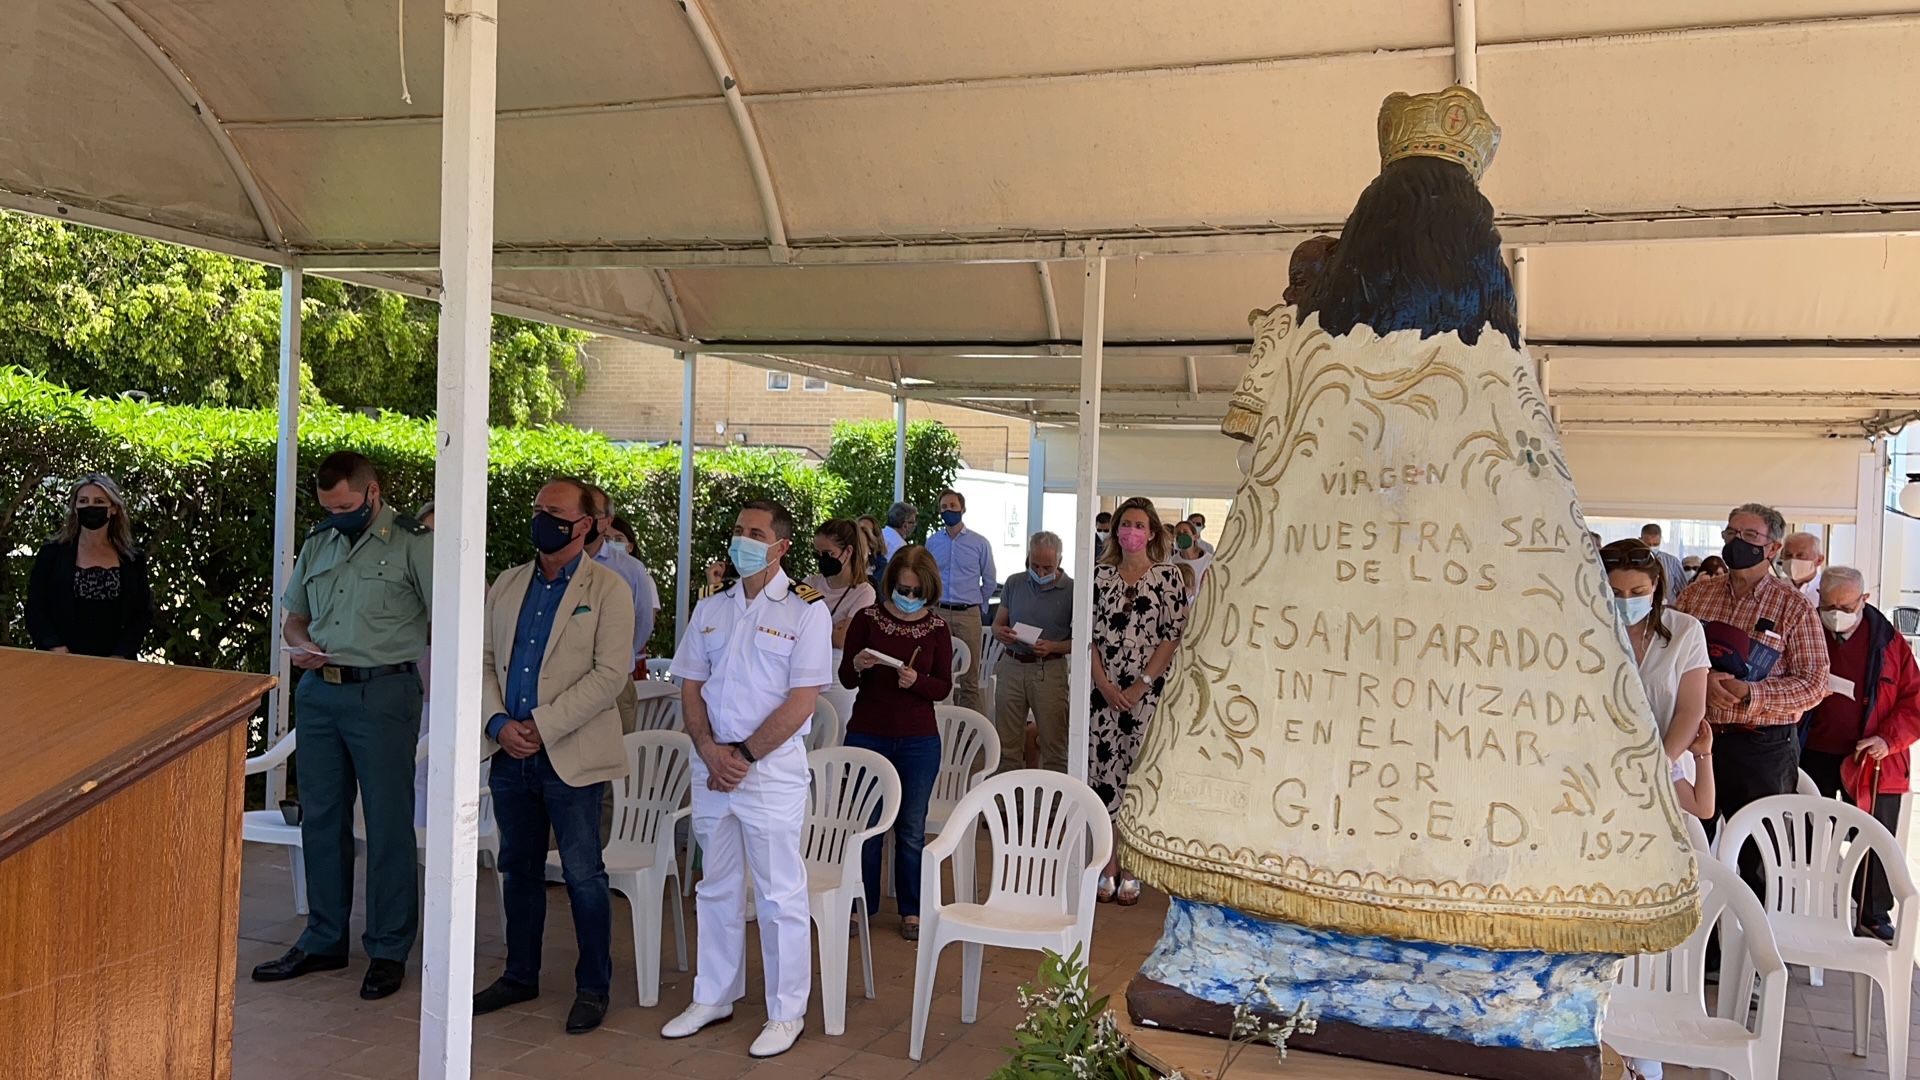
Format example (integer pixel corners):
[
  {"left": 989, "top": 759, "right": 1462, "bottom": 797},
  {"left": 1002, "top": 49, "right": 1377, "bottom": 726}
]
[
  {"left": 993, "top": 655, "right": 1070, "bottom": 774},
  {"left": 943, "top": 606, "right": 985, "bottom": 713}
]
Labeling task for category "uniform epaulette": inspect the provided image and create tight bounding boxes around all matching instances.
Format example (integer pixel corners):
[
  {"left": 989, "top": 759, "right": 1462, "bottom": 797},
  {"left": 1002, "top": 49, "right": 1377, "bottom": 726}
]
[
  {"left": 393, "top": 514, "right": 431, "bottom": 535},
  {"left": 793, "top": 583, "right": 825, "bottom": 603}
]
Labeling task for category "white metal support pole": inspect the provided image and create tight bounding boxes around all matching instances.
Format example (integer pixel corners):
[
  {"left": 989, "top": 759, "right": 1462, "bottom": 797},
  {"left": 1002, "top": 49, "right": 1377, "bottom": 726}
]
[
  {"left": 675, "top": 351, "right": 697, "bottom": 642},
  {"left": 1067, "top": 253, "right": 1107, "bottom": 783},
  {"left": 265, "top": 261, "right": 302, "bottom": 805},
  {"left": 1452, "top": 0, "right": 1479, "bottom": 89},
  {"left": 1026, "top": 427, "right": 1047, "bottom": 550},
  {"left": 420, "top": 1, "right": 496, "bottom": 1076},
  {"left": 893, "top": 396, "right": 909, "bottom": 503},
  {"left": 1856, "top": 443, "right": 1889, "bottom": 599}
]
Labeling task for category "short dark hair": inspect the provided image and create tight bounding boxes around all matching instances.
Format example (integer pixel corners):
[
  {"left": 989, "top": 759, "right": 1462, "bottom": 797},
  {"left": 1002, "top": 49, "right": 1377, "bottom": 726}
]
[
  {"left": 610, "top": 515, "right": 638, "bottom": 548},
  {"left": 542, "top": 476, "right": 594, "bottom": 516},
  {"left": 315, "top": 451, "right": 377, "bottom": 492},
  {"left": 938, "top": 488, "right": 966, "bottom": 510},
  {"left": 741, "top": 498, "right": 795, "bottom": 542},
  {"left": 1188, "top": 512, "right": 1207, "bottom": 527},
  {"left": 1095, "top": 511, "right": 1113, "bottom": 526},
  {"left": 582, "top": 482, "right": 612, "bottom": 517},
  {"left": 1640, "top": 523, "right": 1662, "bottom": 538}
]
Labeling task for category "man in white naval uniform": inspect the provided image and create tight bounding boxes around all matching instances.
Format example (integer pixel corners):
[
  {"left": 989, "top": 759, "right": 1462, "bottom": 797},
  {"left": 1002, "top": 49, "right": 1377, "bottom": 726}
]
[{"left": 662, "top": 499, "right": 831, "bottom": 1059}]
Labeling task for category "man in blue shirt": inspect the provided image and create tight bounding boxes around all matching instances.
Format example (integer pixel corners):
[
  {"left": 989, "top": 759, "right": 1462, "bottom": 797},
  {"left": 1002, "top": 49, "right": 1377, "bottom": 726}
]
[{"left": 925, "top": 488, "right": 996, "bottom": 711}]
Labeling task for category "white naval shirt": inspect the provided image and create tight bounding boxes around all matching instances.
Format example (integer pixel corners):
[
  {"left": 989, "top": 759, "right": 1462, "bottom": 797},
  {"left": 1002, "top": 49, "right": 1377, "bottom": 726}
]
[{"left": 670, "top": 569, "right": 834, "bottom": 745}]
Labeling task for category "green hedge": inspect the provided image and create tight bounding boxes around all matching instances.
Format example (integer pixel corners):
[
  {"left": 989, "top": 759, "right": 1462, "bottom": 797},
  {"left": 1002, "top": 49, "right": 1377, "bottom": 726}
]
[
  {"left": 822, "top": 418, "right": 963, "bottom": 543},
  {"left": 0, "top": 366, "right": 847, "bottom": 687}
]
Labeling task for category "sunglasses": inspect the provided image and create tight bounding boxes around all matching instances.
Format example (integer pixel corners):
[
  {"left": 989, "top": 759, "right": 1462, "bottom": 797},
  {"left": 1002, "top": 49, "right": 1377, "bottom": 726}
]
[
  {"left": 1600, "top": 548, "right": 1657, "bottom": 570},
  {"left": 894, "top": 585, "right": 927, "bottom": 599}
]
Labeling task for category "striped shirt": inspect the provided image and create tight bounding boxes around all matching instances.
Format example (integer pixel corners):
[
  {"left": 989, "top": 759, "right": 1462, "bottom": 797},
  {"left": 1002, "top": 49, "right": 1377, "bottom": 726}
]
[{"left": 1675, "top": 572, "right": 1830, "bottom": 727}]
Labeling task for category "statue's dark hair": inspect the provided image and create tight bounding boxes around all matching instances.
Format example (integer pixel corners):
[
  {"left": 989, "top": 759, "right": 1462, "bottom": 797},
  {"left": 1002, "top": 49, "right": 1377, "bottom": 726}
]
[{"left": 1299, "top": 156, "right": 1519, "bottom": 349}]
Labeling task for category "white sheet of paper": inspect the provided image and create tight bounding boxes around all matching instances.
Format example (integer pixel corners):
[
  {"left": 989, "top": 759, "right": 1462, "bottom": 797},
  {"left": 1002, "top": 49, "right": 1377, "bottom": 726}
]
[
  {"left": 1830, "top": 674, "right": 1857, "bottom": 700},
  {"left": 860, "top": 648, "right": 905, "bottom": 669},
  {"left": 280, "top": 644, "right": 330, "bottom": 657},
  {"left": 1013, "top": 622, "right": 1043, "bottom": 646}
]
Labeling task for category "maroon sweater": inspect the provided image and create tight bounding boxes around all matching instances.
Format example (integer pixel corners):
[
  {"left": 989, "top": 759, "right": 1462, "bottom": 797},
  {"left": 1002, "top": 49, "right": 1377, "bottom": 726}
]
[{"left": 837, "top": 605, "right": 954, "bottom": 738}]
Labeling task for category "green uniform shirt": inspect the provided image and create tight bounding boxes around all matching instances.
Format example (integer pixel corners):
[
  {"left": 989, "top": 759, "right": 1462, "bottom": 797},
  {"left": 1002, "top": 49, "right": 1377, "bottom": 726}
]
[{"left": 282, "top": 504, "right": 434, "bottom": 667}]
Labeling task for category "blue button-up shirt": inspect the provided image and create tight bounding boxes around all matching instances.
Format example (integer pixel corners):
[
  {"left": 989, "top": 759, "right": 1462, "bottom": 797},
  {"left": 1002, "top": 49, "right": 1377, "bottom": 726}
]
[
  {"left": 486, "top": 554, "right": 580, "bottom": 739},
  {"left": 926, "top": 525, "right": 997, "bottom": 612},
  {"left": 592, "top": 542, "right": 659, "bottom": 662}
]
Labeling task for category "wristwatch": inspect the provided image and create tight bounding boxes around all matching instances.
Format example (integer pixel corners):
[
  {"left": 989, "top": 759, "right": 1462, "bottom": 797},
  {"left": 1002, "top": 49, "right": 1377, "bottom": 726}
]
[{"left": 730, "top": 740, "right": 758, "bottom": 764}]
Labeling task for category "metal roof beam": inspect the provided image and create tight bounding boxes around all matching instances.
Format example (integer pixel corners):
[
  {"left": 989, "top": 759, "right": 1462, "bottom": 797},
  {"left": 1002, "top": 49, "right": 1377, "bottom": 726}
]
[{"left": 677, "top": 0, "right": 789, "bottom": 262}]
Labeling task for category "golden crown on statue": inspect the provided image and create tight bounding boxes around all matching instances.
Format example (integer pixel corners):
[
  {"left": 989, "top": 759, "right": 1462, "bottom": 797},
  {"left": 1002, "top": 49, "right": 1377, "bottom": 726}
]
[{"left": 1377, "top": 85, "right": 1501, "bottom": 181}]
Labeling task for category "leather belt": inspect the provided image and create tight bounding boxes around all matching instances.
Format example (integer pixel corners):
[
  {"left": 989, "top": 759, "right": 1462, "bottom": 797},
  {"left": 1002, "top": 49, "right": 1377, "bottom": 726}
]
[
  {"left": 320, "top": 661, "right": 419, "bottom": 685},
  {"left": 938, "top": 602, "right": 977, "bottom": 611},
  {"left": 1012, "top": 652, "right": 1063, "bottom": 663}
]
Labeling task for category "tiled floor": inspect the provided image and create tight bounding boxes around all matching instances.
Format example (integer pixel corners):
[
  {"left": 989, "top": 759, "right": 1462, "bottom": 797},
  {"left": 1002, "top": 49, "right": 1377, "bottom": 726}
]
[{"left": 231, "top": 843, "right": 1920, "bottom": 1079}]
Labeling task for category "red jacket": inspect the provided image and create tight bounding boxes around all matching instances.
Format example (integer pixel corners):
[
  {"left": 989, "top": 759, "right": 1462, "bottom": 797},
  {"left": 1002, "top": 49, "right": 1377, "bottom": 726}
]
[{"left": 1829, "top": 605, "right": 1920, "bottom": 805}]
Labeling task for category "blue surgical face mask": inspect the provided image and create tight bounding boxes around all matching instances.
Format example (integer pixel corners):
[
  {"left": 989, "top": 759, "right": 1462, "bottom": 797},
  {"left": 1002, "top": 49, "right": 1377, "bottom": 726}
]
[
  {"left": 891, "top": 590, "right": 927, "bottom": 614},
  {"left": 1029, "top": 568, "right": 1056, "bottom": 587},
  {"left": 729, "top": 535, "right": 776, "bottom": 577},
  {"left": 1613, "top": 594, "right": 1655, "bottom": 627},
  {"left": 940, "top": 509, "right": 963, "bottom": 527}
]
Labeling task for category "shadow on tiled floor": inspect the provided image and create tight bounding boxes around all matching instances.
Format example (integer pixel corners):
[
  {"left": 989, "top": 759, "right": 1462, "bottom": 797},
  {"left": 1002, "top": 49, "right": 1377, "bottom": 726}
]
[{"left": 231, "top": 844, "right": 1920, "bottom": 1079}]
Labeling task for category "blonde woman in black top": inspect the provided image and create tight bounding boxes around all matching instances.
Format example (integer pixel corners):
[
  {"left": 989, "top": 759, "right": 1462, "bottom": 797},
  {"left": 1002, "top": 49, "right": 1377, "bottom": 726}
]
[{"left": 26, "top": 473, "right": 154, "bottom": 659}]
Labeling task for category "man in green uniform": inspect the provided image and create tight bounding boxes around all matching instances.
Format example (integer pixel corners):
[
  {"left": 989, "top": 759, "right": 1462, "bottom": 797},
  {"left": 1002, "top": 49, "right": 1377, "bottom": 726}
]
[{"left": 251, "top": 451, "right": 433, "bottom": 1000}]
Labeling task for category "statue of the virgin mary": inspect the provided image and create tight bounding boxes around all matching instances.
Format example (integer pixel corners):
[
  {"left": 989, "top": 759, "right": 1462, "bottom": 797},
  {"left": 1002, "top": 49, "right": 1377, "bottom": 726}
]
[{"left": 1116, "top": 86, "right": 1698, "bottom": 1080}]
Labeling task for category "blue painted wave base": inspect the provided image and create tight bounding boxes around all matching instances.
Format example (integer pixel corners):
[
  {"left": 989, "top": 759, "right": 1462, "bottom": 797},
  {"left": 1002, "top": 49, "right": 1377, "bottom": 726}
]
[{"left": 1139, "top": 899, "right": 1621, "bottom": 1051}]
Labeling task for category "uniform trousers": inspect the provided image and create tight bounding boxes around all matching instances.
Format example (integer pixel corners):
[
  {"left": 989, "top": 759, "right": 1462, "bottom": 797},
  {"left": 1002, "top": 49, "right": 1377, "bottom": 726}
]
[
  {"left": 690, "top": 739, "right": 812, "bottom": 1022},
  {"left": 294, "top": 670, "right": 422, "bottom": 962}
]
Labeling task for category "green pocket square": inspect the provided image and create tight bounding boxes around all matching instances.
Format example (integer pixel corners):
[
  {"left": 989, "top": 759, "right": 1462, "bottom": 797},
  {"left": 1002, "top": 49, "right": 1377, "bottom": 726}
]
[{"left": 573, "top": 604, "right": 592, "bottom": 615}]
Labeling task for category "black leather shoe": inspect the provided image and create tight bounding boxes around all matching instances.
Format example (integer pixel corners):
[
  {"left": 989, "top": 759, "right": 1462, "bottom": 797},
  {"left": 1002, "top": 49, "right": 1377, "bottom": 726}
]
[
  {"left": 566, "top": 992, "right": 610, "bottom": 1035},
  {"left": 360, "top": 959, "right": 406, "bottom": 1000},
  {"left": 472, "top": 977, "right": 540, "bottom": 1016},
  {"left": 251, "top": 947, "right": 349, "bottom": 983}
]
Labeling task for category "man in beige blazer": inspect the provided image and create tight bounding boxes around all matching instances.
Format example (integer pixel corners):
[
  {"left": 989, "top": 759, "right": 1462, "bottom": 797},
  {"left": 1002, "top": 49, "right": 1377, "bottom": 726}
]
[{"left": 471, "top": 478, "right": 634, "bottom": 1035}]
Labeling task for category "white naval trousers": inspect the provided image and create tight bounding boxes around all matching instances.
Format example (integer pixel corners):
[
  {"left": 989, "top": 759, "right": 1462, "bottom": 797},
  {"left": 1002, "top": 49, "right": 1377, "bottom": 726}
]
[{"left": 690, "top": 738, "right": 812, "bottom": 1022}]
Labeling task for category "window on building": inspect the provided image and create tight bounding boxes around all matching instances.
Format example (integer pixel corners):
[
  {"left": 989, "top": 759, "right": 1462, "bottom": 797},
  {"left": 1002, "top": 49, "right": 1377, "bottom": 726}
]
[
  {"left": 802, "top": 376, "right": 830, "bottom": 391},
  {"left": 766, "top": 371, "right": 790, "bottom": 391}
]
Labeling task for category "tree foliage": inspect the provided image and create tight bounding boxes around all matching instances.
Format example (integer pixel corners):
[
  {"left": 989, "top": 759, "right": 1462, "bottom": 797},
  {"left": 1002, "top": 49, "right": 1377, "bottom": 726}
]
[
  {"left": 822, "top": 419, "right": 963, "bottom": 539},
  {"left": 0, "top": 210, "right": 586, "bottom": 426}
]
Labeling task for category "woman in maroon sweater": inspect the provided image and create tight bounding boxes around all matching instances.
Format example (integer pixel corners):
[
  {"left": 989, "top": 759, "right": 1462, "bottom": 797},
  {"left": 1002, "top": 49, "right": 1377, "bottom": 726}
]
[{"left": 837, "top": 546, "right": 953, "bottom": 939}]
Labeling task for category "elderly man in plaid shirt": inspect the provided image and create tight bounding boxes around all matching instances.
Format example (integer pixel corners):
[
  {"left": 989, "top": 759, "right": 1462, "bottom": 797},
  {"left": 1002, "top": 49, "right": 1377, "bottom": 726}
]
[{"left": 1676, "top": 502, "right": 1831, "bottom": 888}]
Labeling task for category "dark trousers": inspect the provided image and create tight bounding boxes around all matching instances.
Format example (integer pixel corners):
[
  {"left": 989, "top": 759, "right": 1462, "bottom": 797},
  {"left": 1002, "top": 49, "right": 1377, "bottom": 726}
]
[
  {"left": 491, "top": 749, "right": 613, "bottom": 996},
  {"left": 1800, "top": 749, "right": 1904, "bottom": 927},
  {"left": 294, "top": 672, "right": 422, "bottom": 962},
  {"left": 1705, "top": 725, "right": 1801, "bottom": 900},
  {"left": 845, "top": 732, "right": 941, "bottom": 919}
]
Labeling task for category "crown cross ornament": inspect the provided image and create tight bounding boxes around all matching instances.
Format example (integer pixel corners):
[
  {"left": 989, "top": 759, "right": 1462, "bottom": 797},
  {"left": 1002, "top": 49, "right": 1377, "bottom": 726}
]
[{"left": 1377, "top": 84, "right": 1501, "bottom": 181}]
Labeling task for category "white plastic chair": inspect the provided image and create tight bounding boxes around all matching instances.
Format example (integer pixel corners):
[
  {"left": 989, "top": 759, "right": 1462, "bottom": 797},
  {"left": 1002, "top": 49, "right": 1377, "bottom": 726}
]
[
  {"left": 548, "top": 731, "right": 692, "bottom": 1007},
  {"left": 804, "top": 747, "right": 901, "bottom": 1036},
  {"left": 409, "top": 738, "right": 506, "bottom": 934},
  {"left": 634, "top": 690, "right": 682, "bottom": 732},
  {"left": 805, "top": 696, "right": 843, "bottom": 753},
  {"left": 1606, "top": 856, "right": 1788, "bottom": 1080},
  {"left": 950, "top": 636, "right": 972, "bottom": 679},
  {"left": 1720, "top": 794, "right": 1919, "bottom": 1076},
  {"left": 1683, "top": 813, "right": 1712, "bottom": 854},
  {"left": 644, "top": 658, "right": 676, "bottom": 682},
  {"left": 241, "top": 729, "right": 305, "bottom": 915},
  {"left": 884, "top": 706, "right": 1000, "bottom": 900},
  {"left": 908, "top": 770, "right": 1111, "bottom": 1060},
  {"left": 1796, "top": 768, "right": 1821, "bottom": 798}
]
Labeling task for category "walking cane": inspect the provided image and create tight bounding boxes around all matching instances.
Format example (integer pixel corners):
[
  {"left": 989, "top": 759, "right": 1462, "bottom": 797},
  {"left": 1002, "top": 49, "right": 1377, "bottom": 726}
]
[{"left": 1855, "top": 754, "right": 1885, "bottom": 936}]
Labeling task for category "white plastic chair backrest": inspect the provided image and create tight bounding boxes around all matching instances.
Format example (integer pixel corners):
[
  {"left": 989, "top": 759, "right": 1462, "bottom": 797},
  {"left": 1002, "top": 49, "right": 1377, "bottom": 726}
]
[
  {"left": 948, "top": 770, "right": 1111, "bottom": 917},
  {"left": 1795, "top": 769, "right": 1821, "bottom": 798},
  {"left": 476, "top": 757, "right": 498, "bottom": 843},
  {"left": 1683, "top": 814, "right": 1712, "bottom": 854},
  {"left": 644, "top": 658, "right": 677, "bottom": 682},
  {"left": 635, "top": 692, "right": 682, "bottom": 732},
  {"left": 1718, "top": 793, "right": 1917, "bottom": 926},
  {"left": 981, "top": 638, "right": 1006, "bottom": 673},
  {"left": 804, "top": 748, "right": 900, "bottom": 882},
  {"left": 930, "top": 706, "right": 999, "bottom": 821},
  {"left": 1615, "top": 856, "right": 1783, "bottom": 1028},
  {"left": 950, "top": 635, "right": 972, "bottom": 678},
  {"left": 245, "top": 729, "right": 298, "bottom": 775},
  {"left": 613, "top": 731, "right": 693, "bottom": 855},
  {"left": 806, "top": 696, "right": 842, "bottom": 753}
]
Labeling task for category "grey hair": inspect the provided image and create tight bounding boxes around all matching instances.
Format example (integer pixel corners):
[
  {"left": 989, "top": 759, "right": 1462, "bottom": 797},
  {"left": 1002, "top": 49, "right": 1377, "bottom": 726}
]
[
  {"left": 886, "top": 501, "right": 917, "bottom": 529},
  {"left": 1028, "top": 531, "right": 1064, "bottom": 555},
  {"left": 1821, "top": 565, "right": 1866, "bottom": 593},
  {"left": 1729, "top": 502, "right": 1787, "bottom": 542},
  {"left": 1783, "top": 530, "right": 1822, "bottom": 553}
]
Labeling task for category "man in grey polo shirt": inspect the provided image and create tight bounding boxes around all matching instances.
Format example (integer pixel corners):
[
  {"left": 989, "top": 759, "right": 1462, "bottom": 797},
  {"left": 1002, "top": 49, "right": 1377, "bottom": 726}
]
[{"left": 989, "top": 532, "right": 1074, "bottom": 774}]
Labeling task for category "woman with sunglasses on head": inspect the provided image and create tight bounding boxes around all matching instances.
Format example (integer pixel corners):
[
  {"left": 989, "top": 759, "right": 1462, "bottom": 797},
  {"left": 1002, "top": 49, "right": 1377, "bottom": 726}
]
[
  {"left": 804, "top": 519, "right": 878, "bottom": 649},
  {"left": 27, "top": 473, "right": 155, "bottom": 660},
  {"left": 838, "top": 547, "right": 952, "bottom": 940},
  {"left": 1602, "top": 539, "right": 1710, "bottom": 766}
]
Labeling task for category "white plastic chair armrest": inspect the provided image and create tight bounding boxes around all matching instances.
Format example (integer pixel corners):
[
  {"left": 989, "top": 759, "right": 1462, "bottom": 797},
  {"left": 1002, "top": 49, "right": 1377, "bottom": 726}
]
[
  {"left": 920, "top": 813, "right": 970, "bottom": 868},
  {"left": 244, "top": 730, "right": 298, "bottom": 775}
]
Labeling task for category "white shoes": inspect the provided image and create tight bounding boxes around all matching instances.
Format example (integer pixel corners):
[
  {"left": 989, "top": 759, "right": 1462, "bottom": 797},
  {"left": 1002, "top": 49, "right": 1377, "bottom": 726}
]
[
  {"left": 750, "top": 1019, "right": 805, "bottom": 1058},
  {"left": 660, "top": 1001, "right": 733, "bottom": 1039}
]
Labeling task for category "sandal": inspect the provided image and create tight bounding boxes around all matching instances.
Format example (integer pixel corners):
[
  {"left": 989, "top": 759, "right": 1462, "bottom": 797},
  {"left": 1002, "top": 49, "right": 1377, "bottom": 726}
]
[
  {"left": 1116, "top": 875, "right": 1143, "bottom": 906},
  {"left": 1097, "top": 875, "right": 1117, "bottom": 904},
  {"left": 901, "top": 918, "right": 920, "bottom": 942}
]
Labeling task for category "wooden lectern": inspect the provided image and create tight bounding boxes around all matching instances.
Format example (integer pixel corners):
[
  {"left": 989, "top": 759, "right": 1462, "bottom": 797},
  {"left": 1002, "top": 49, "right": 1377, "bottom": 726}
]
[{"left": 0, "top": 649, "right": 274, "bottom": 1079}]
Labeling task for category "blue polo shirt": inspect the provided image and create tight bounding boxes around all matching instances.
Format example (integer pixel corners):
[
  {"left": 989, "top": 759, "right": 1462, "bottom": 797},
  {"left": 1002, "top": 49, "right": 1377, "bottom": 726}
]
[{"left": 487, "top": 554, "right": 580, "bottom": 739}]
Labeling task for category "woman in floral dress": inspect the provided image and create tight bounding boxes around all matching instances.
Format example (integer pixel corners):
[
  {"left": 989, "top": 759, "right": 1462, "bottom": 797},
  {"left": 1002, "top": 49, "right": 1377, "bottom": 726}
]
[{"left": 1089, "top": 497, "right": 1188, "bottom": 905}]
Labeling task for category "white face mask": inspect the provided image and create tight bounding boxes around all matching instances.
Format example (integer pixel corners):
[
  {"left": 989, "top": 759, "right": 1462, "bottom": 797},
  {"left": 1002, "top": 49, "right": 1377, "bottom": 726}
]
[
  {"left": 606, "top": 538, "right": 629, "bottom": 553},
  {"left": 1788, "top": 558, "right": 1819, "bottom": 583},
  {"left": 1821, "top": 608, "right": 1861, "bottom": 635}
]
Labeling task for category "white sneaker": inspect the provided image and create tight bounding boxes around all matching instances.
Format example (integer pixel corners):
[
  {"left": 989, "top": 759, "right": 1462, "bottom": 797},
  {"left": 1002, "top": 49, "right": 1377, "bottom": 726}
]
[
  {"left": 750, "top": 1019, "right": 805, "bottom": 1058},
  {"left": 660, "top": 1002, "right": 733, "bottom": 1039}
]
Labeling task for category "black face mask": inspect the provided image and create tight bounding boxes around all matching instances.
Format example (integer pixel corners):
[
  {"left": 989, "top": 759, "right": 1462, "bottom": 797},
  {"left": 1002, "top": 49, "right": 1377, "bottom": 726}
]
[
  {"left": 319, "top": 494, "right": 376, "bottom": 538},
  {"left": 76, "top": 506, "right": 110, "bottom": 531},
  {"left": 1721, "top": 537, "right": 1769, "bottom": 571},
  {"left": 816, "top": 551, "right": 845, "bottom": 578},
  {"left": 530, "top": 511, "right": 583, "bottom": 555}
]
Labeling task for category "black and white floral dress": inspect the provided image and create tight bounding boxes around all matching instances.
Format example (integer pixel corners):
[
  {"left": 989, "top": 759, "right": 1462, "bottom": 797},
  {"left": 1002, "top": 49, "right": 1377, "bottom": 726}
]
[{"left": 1089, "top": 561, "right": 1189, "bottom": 814}]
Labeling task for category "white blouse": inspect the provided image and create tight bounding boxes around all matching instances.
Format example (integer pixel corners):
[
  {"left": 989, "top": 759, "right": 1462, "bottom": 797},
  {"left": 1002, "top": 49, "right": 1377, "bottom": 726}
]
[{"left": 1635, "top": 608, "right": 1710, "bottom": 740}]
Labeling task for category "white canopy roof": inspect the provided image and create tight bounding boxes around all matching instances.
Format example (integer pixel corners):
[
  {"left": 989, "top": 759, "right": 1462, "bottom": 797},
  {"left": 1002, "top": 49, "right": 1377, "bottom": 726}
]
[{"left": 7, "top": 1, "right": 1918, "bottom": 437}]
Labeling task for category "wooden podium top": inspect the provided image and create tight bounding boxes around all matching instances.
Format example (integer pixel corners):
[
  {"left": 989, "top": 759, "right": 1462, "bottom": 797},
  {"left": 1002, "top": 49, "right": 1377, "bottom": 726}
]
[{"left": 0, "top": 649, "right": 274, "bottom": 861}]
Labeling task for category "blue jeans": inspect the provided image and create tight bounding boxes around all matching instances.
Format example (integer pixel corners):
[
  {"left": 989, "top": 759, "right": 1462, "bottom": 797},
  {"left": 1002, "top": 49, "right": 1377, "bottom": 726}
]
[
  {"left": 844, "top": 732, "right": 940, "bottom": 918},
  {"left": 490, "top": 749, "right": 612, "bottom": 995}
]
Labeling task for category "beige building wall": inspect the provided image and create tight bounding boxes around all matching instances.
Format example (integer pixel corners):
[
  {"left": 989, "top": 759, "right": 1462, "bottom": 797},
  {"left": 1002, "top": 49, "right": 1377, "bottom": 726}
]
[{"left": 566, "top": 337, "right": 1030, "bottom": 472}]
